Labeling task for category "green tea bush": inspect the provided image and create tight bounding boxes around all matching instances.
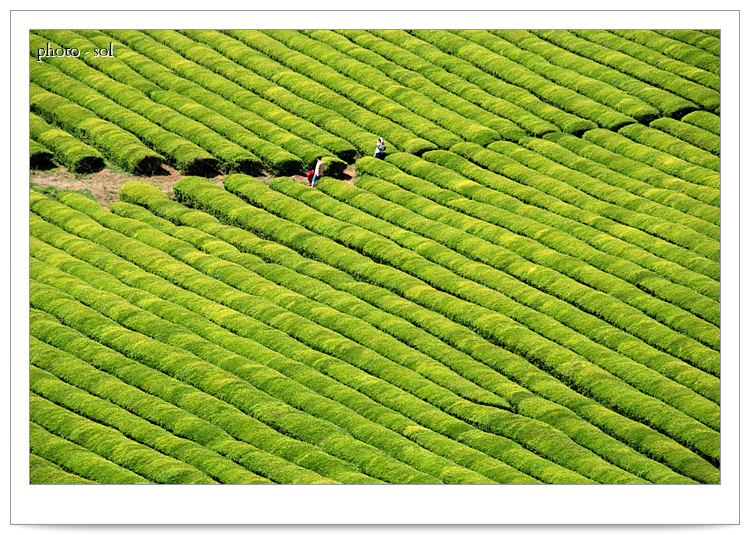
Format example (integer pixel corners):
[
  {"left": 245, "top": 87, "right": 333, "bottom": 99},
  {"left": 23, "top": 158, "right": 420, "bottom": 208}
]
[
  {"left": 30, "top": 139, "right": 54, "bottom": 170},
  {"left": 583, "top": 128, "right": 720, "bottom": 189},
  {"left": 491, "top": 139, "right": 721, "bottom": 255},
  {"left": 118, "top": 181, "right": 715, "bottom": 483},
  {"left": 104, "top": 30, "right": 358, "bottom": 163},
  {"left": 223, "top": 30, "right": 462, "bottom": 149},
  {"left": 30, "top": 113, "right": 104, "bottom": 173},
  {"left": 413, "top": 30, "right": 637, "bottom": 131},
  {"left": 654, "top": 30, "right": 720, "bottom": 55},
  {"left": 491, "top": 30, "right": 699, "bottom": 119},
  {"left": 31, "top": 364, "right": 270, "bottom": 484},
  {"left": 30, "top": 60, "right": 218, "bottom": 176},
  {"left": 618, "top": 123, "right": 720, "bottom": 173},
  {"left": 542, "top": 132, "right": 720, "bottom": 224},
  {"left": 370, "top": 30, "right": 597, "bottom": 135},
  {"left": 30, "top": 85, "right": 163, "bottom": 175},
  {"left": 456, "top": 30, "right": 664, "bottom": 123},
  {"left": 31, "top": 392, "right": 216, "bottom": 484},
  {"left": 30, "top": 422, "right": 149, "bottom": 484},
  {"left": 335, "top": 30, "right": 559, "bottom": 138},
  {"left": 610, "top": 30, "right": 720, "bottom": 75},
  {"left": 30, "top": 310, "right": 338, "bottom": 484},
  {"left": 267, "top": 30, "right": 507, "bottom": 146},
  {"left": 30, "top": 197, "right": 611, "bottom": 484},
  {"left": 680, "top": 111, "right": 721, "bottom": 136},
  {"left": 30, "top": 454, "right": 95, "bottom": 484},
  {"left": 566, "top": 31, "right": 720, "bottom": 99}
]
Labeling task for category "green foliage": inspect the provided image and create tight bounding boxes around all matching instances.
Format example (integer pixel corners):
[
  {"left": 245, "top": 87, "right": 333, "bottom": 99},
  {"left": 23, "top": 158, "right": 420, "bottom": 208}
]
[
  {"left": 564, "top": 31, "right": 720, "bottom": 104},
  {"left": 490, "top": 30, "right": 698, "bottom": 119},
  {"left": 30, "top": 139, "right": 55, "bottom": 170},
  {"left": 371, "top": 30, "right": 597, "bottom": 135},
  {"left": 413, "top": 30, "right": 636, "bottom": 131},
  {"left": 609, "top": 30, "right": 720, "bottom": 75},
  {"left": 30, "top": 113, "right": 105, "bottom": 173},
  {"left": 27, "top": 27, "right": 723, "bottom": 486},
  {"left": 30, "top": 84, "right": 163, "bottom": 175}
]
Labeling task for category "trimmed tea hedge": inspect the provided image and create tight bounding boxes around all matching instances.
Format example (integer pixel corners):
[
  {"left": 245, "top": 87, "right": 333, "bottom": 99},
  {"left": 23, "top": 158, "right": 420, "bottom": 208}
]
[
  {"left": 30, "top": 139, "right": 54, "bottom": 170},
  {"left": 369, "top": 30, "right": 597, "bottom": 136},
  {"left": 455, "top": 30, "right": 664, "bottom": 122},
  {"left": 609, "top": 30, "right": 720, "bottom": 75},
  {"left": 489, "top": 30, "right": 698, "bottom": 119},
  {"left": 30, "top": 113, "right": 105, "bottom": 173},
  {"left": 31, "top": 33, "right": 259, "bottom": 176},
  {"left": 30, "top": 84, "right": 164, "bottom": 175},
  {"left": 412, "top": 30, "right": 637, "bottom": 131},
  {"left": 334, "top": 30, "right": 559, "bottom": 138},
  {"left": 565, "top": 31, "right": 720, "bottom": 97}
]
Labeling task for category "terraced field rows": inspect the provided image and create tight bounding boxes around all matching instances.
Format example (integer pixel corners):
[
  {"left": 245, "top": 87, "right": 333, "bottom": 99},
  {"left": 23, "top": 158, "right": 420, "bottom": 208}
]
[{"left": 29, "top": 29, "right": 720, "bottom": 485}]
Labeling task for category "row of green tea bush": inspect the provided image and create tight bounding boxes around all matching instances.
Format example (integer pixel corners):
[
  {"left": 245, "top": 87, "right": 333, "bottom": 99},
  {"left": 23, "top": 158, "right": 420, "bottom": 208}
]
[{"left": 119, "top": 180, "right": 715, "bottom": 483}]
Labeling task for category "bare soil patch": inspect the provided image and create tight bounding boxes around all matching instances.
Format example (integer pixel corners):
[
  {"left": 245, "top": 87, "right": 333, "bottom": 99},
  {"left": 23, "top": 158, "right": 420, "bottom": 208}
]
[{"left": 30, "top": 161, "right": 359, "bottom": 209}]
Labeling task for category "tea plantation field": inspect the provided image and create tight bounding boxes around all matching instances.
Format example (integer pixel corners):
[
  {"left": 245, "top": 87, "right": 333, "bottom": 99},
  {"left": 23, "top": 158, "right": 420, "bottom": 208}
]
[{"left": 29, "top": 29, "right": 720, "bottom": 484}]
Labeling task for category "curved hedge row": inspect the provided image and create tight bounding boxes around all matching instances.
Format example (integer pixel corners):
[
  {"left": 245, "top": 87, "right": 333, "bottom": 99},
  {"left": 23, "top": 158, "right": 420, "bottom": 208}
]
[
  {"left": 489, "top": 139, "right": 720, "bottom": 256},
  {"left": 30, "top": 360, "right": 270, "bottom": 484},
  {"left": 118, "top": 181, "right": 707, "bottom": 484},
  {"left": 30, "top": 251, "right": 507, "bottom": 485},
  {"left": 547, "top": 131, "right": 719, "bottom": 209},
  {"left": 31, "top": 193, "right": 631, "bottom": 484},
  {"left": 30, "top": 59, "right": 219, "bottom": 176},
  {"left": 30, "top": 113, "right": 105, "bottom": 173},
  {"left": 369, "top": 30, "right": 597, "bottom": 136},
  {"left": 102, "top": 30, "right": 358, "bottom": 164},
  {"left": 30, "top": 84, "right": 164, "bottom": 175},
  {"left": 30, "top": 453, "right": 95, "bottom": 485},
  {"left": 223, "top": 30, "right": 464, "bottom": 149},
  {"left": 348, "top": 157, "right": 720, "bottom": 360},
  {"left": 224, "top": 175, "right": 720, "bottom": 459},
  {"left": 610, "top": 30, "right": 720, "bottom": 76},
  {"left": 335, "top": 30, "right": 560, "bottom": 138},
  {"left": 30, "top": 277, "right": 388, "bottom": 485},
  {"left": 31, "top": 33, "right": 260, "bottom": 176},
  {"left": 30, "top": 308, "right": 339, "bottom": 484},
  {"left": 30, "top": 387, "right": 217, "bottom": 484},
  {"left": 412, "top": 30, "right": 637, "bottom": 131},
  {"left": 582, "top": 128, "right": 720, "bottom": 190},
  {"left": 649, "top": 117, "right": 720, "bottom": 156},
  {"left": 618, "top": 124, "right": 721, "bottom": 173},
  {"left": 441, "top": 142, "right": 720, "bottom": 283},
  {"left": 30, "top": 420, "right": 149, "bottom": 484},
  {"left": 166, "top": 30, "right": 436, "bottom": 156},
  {"left": 541, "top": 132, "right": 720, "bottom": 225},
  {"left": 170, "top": 176, "right": 720, "bottom": 482},
  {"left": 565, "top": 31, "right": 720, "bottom": 96},
  {"left": 314, "top": 30, "right": 549, "bottom": 139},
  {"left": 337, "top": 167, "right": 720, "bottom": 376},
  {"left": 29, "top": 334, "right": 331, "bottom": 484},
  {"left": 455, "top": 30, "right": 665, "bottom": 122},
  {"left": 65, "top": 30, "right": 307, "bottom": 176},
  {"left": 264, "top": 30, "right": 510, "bottom": 146},
  {"left": 29, "top": 139, "right": 54, "bottom": 170},
  {"left": 56, "top": 196, "right": 650, "bottom": 484},
  {"left": 297, "top": 176, "right": 720, "bottom": 417},
  {"left": 654, "top": 30, "right": 721, "bottom": 56},
  {"left": 355, "top": 153, "right": 719, "bottom": 333},
  {"left": 489, "top": 30, "right": 698, "bottom": 119},
  {"left": 32, "top": 228, "right": 582, "bottom": 485},
  {"left": 417, "top": 146, "right": 720, "bottom": 301},
  {"left": 680, "top": 111, "right": 721, "bottom": 136}
]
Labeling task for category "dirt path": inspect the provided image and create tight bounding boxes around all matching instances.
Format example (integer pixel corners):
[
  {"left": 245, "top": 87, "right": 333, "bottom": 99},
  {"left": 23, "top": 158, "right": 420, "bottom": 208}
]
[{"left": 30, "top": 163, "right": 358, "bottom": 209}]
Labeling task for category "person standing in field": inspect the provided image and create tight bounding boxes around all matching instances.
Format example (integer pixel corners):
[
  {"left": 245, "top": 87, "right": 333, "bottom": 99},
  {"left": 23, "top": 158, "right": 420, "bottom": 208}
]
[
  {"left": 374, "top": 137, "right": 386, "bottom": 159},
  {"left": 311, "top": 156, "right": 325, "bottom": 187}
]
